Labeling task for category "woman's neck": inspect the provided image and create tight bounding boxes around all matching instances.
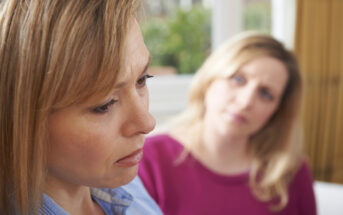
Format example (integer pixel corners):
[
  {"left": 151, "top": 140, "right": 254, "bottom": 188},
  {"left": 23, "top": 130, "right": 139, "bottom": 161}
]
[
  {"left": 191, "top": 126, "right": 252, "bottom": 175},
  {"left": 44, "top": 174, "right": 104, "bottom": 215}
]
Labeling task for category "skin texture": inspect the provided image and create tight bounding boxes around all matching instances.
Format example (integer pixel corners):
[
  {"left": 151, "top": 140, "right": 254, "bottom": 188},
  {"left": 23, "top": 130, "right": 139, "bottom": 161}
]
[{"left": 45, "top": 20, "right": 155, "bottom": 214}]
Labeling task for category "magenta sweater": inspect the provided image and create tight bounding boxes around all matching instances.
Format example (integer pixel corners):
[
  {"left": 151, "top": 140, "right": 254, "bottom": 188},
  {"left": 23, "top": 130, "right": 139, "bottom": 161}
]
[{"left": 138, "top": 134, "right": 317, "bottom": 215}]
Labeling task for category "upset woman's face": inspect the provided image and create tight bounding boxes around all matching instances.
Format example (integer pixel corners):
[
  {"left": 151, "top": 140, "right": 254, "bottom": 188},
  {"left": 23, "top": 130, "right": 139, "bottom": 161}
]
[{"left": 46, "top": 20, "right": 155, "bottom": 188}]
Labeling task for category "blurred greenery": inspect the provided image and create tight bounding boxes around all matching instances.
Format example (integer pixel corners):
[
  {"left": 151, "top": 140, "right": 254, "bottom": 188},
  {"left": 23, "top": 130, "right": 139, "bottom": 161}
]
[
  {"left": 244, "top": 1, "right": 271, "bottom": 34},
  {"left": 142, "top": 2, "right": 271, "bottom": 74},
  {"left": 142, "top": 5, "right": 211, "bottom": 74}
]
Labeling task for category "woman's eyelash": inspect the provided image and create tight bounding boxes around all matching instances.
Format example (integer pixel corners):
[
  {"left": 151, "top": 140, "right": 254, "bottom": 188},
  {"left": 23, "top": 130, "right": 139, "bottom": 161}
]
[
  {"left": 91, "top": 74, "right": 153, "bottom": 114},
  {"left": 137, "top": 74, "right": 153, "bottom": 87},
  {"left": 92, "top": 99, "right": 117, "bottom": 114}
]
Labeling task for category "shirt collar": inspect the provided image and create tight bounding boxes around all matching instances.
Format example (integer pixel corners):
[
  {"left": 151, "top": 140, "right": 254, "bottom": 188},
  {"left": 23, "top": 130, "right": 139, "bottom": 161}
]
[
  {"left": 91, "top": 187, "right": 133, "bottom": 208},
  {"left": 40, "top": 187, "right": 133, "bottom": 215}
]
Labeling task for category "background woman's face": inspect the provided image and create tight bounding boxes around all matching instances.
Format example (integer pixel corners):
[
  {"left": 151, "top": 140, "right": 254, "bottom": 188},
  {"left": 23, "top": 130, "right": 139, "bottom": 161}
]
[
  {"left": 46, "top": 20, "right": 155, "bottom": 188},
  {"left": 204, "top": 56, "right": 288, "bottom": 138}
]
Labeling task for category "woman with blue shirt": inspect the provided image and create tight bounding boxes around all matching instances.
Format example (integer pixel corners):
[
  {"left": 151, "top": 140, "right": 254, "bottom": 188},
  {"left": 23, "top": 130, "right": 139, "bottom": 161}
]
[{"left": 0, "top": 0, "right": 162, "bottom": 214}]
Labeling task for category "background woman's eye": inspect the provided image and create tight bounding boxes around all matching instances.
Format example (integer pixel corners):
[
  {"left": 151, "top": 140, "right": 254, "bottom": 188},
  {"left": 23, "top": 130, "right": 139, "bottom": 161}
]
[
  {"left": 230, "top": 74, "right": 245, "bottom": 84},
  {"left": 137, "top": 74, "right": 153, "bottom": 87},
  {"left": 92, "top": 99, "right": 117, "bottom": 114},
  {"left": 260, "top": 88, "right": 273, "bottom": 101}
]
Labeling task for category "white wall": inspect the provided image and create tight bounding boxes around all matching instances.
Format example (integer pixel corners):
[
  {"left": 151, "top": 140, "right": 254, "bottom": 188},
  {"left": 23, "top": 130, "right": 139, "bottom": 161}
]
[
  {"left": 315, "top": 181, "right": 343, "bottom": 215},
  {"left": 271, "top": 0, "right": 296, "bottom": 49},
  {"left": 148, "top": 75, "right": 193, "bottom": 133},
  {"left": 209, "top": 0, "right": 297, "bottom": 50},
  {"left": 211, "top": 0, "right": 243, "bottom": 51}
]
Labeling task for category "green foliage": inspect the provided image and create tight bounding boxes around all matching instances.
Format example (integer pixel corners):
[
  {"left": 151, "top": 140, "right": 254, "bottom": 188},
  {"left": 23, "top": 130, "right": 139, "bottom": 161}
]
[
  {"left": 142, "top": 5, "right": 211, "bottom": 74},
  {"left": 244, "top": 1, "right": 271, "bottom": 34},
  {"left": 141, "top": 18, "right": 170, "bottom": 67}
]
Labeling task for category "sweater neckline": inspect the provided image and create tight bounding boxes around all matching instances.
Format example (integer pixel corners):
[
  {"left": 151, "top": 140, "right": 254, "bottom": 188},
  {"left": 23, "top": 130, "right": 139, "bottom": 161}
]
[
  {"left": 189, "top": 154, "right": 250, "bottom": 184},
  {"left": 165, "top": 134, "right": 250, "bottom": 184}
]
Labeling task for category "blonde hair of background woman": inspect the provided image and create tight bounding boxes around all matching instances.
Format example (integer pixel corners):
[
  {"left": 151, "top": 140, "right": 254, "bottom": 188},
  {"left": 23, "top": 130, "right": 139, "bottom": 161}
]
[
  {"left": 171, "top": 32, "right": 303, "bottom": 212},
  {"left": 0, "top": 0, "right": 139, "bottom": 214}
]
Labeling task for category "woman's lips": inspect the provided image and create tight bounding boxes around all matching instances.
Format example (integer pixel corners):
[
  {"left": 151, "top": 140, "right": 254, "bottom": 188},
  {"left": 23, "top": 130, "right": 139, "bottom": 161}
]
[
  {"left": 115, "top": 149, "right": 143, "bottom": 167},
  {"left": 228, "top": 112, "right": 247, "bottom": 123}
]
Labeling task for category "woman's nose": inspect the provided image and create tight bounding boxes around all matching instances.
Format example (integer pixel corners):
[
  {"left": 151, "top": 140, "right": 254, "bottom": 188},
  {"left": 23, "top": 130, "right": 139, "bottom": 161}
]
[
  {"left": 121, "top": 96, "right": 156, "bottom": 137},
  {"left": 236, "top": 87, "right": 255, "bottom": 110}
]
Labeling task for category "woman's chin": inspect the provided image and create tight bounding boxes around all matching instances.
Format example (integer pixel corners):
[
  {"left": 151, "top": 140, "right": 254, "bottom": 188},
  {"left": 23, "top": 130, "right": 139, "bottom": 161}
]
[{"left": 102, "top": 166, "right": 138, "bottom": 188}]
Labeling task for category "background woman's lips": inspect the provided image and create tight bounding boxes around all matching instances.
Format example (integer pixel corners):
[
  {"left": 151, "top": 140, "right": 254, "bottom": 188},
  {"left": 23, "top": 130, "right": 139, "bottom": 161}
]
[
  {"left": 115, "top": 149, "right": 143, "bottom": 167},
  {"left": 228, "top": 112, "right": 247, "bottom": 123}
]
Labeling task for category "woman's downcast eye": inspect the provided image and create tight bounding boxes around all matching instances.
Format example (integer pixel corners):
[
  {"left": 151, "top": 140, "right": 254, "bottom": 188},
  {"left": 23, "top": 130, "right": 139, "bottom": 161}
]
[
  {"left": 90, "top": 74, "right": 153, "bottom": 114},
  {"left": 137, "top": 74, "right": 153, "bottom": 87},
  {"left": 92, "top": 99, "right": 117, "bottom": 114}
]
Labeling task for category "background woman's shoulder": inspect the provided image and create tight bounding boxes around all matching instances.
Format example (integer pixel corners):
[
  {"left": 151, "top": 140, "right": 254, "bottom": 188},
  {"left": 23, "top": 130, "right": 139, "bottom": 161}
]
[{"left": 144, "top": 133, "right": 184, "bottom": 155}]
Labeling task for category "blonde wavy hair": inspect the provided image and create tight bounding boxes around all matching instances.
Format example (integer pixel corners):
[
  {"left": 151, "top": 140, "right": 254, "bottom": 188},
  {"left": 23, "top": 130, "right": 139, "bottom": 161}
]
[
  {"left": 0, "top": 0, "right": 139, "bottom": 214},
  {"left": 171, "top": 32, "right": 303, "bottom": 212}
]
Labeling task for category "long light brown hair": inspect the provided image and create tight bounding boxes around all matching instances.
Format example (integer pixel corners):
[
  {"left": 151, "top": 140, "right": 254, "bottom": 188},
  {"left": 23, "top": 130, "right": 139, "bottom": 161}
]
[
  {"left": 0, "top": 0, "right": 139, "bottom": 214},
  {"left": 171, "top": 32, "right": 303, "bottom": 211}
]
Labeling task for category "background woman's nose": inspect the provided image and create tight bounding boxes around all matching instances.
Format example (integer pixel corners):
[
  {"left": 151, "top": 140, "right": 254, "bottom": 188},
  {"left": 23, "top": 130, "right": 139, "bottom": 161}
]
[{"left": 236, "top": 87, "right": 255, "bottom": 110}]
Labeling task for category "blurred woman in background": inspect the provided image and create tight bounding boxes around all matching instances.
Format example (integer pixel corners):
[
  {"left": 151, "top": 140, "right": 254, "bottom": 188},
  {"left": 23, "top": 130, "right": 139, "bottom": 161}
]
[{"left": 139, "top": 32, "right": 317, "bottom": 215}]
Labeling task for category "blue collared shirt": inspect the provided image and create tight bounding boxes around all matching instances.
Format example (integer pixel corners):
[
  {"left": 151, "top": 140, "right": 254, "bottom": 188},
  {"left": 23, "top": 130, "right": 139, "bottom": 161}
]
[{"left": 39, "top": 177, "right": 163, "bottom": 215}]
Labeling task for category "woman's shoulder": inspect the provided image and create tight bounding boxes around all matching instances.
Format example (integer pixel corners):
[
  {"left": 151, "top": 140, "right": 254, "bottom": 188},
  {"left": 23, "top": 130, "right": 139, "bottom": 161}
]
[
  {"left": 144, "top": 133, "right": 184, "bottom": 155},
  {"left": 146, "top": 133, "right": 180, "bottom": 144},
  {"left": 293, "top": 159, "right": 314, "bottom": 183},
  {"left": 287, "top": 160, "right": 317, "bottom": 214},
  {"left": 288, "top": 159, "right": 315, "bottom": 196}
]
